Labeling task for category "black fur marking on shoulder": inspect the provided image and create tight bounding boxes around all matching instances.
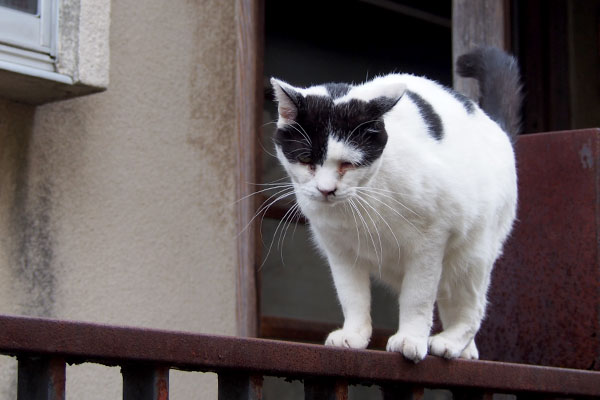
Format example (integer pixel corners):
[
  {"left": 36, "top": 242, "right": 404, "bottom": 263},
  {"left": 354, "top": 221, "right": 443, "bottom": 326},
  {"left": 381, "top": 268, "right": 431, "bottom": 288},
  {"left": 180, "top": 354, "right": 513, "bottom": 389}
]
[
  {"left": 324, "top": 83, "right": 351, "bottom": 99},
  {"left": 446, "top": 87, "right": 475, "bottom": 114},
  {"left": 274, "top": 94, "right": 393, "bottom": 167},
  {"left": 405, "top": 90, "right": 444, "bottom": 141}
]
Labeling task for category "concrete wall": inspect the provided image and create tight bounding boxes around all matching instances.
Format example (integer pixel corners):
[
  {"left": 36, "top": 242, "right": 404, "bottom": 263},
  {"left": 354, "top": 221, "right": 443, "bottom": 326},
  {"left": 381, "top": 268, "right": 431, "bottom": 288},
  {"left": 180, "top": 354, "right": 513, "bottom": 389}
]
[{"left": 0, "top": 0, "right": 238, "bottom": 398}]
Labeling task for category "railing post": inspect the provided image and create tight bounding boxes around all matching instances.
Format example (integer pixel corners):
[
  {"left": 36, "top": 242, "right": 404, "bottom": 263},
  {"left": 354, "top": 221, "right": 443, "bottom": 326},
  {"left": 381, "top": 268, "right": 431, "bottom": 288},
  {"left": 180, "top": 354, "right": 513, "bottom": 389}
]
[
  {"left": 17, "top": 357, "right": 65, "bottom": 400},
  {"left": 122, "top": 365, "right": 169, "bottom": 400},
  {"left": 304, "top": 378, "right": 348, "bottom": 400},
  {"left": 380, "top": 384, "right": 424, "bottom": 400},
  {"left": 218, "top": 373, "right": 263, "bottom": 400}
]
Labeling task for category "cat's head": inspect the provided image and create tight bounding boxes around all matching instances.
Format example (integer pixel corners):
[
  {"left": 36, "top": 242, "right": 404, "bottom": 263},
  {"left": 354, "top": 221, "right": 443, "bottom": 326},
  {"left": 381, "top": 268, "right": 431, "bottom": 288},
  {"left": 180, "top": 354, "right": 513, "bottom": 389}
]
[{"left": 270, "top": 78, "right": 405, "bottom": 207}]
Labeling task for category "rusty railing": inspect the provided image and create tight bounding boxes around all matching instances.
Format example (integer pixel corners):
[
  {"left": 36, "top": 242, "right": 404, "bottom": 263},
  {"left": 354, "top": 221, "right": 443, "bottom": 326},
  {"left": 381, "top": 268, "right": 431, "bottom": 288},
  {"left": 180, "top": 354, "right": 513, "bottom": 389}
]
[{"left": 1, "top": 314, "right": 600, "bottom": 399}]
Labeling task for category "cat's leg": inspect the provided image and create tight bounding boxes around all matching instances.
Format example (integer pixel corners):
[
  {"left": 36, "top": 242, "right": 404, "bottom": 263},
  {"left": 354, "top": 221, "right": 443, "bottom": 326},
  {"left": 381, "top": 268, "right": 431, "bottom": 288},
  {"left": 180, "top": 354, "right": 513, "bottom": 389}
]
[
  {"left": 386, "top": 250, "right": 443, "bottom": 362},
  {"left": 429, "top": 257, "right": 491, "bottom": 359},
  {"left": 325, "top": 261, "right": 372, "bottom": 349}
]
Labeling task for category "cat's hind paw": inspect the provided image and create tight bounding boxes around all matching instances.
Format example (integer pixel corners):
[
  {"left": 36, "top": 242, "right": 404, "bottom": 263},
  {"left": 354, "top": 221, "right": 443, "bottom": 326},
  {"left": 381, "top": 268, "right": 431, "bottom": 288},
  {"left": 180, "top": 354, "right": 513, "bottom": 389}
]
[
  {"left": 325, "top": 329, "right": 370, "bottom": 349},
  {"left": 386, "top": 333, "right": 428, "bottom": 363},
  {"left": 428, "top": 335, "right": 468, "bottom": 359}
]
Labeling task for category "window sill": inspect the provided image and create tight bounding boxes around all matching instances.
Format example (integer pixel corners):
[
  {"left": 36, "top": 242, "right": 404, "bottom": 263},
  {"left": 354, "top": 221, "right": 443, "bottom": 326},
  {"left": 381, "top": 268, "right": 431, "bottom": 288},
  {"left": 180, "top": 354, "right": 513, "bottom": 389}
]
[{"left": 0, "top": 0, "right": 110, "bottom": 105}]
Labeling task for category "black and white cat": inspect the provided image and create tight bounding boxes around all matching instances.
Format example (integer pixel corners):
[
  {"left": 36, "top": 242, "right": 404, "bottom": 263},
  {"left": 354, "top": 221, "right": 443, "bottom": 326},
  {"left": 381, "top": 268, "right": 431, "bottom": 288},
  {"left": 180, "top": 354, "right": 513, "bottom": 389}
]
[{"left": 270, "top": 47, "right": 522, "bottom": 362}]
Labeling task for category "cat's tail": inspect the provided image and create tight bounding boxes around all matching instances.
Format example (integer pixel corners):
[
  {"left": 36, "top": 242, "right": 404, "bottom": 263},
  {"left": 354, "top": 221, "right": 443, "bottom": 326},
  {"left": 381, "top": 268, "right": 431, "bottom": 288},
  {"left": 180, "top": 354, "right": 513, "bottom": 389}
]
[{"left": 456, "top": 47, "right": 523, "bottom": 140}]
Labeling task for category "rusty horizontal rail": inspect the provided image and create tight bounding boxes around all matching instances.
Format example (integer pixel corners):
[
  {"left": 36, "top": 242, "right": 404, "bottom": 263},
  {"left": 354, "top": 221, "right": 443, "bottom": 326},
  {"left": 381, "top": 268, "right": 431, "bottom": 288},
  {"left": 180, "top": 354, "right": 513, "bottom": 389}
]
[
  {"left": 1, "top": 314, "right": 600, "bottom": 399},
  {"left": 260, "top": 315, "right": 396, "bottom": 350}
]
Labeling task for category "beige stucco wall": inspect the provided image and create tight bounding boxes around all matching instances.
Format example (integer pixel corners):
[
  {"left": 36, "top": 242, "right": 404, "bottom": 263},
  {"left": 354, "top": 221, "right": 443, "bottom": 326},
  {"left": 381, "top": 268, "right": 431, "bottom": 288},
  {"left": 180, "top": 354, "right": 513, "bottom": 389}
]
[{"left": 0, "top": 0, "right": 238, "bottom": 398}]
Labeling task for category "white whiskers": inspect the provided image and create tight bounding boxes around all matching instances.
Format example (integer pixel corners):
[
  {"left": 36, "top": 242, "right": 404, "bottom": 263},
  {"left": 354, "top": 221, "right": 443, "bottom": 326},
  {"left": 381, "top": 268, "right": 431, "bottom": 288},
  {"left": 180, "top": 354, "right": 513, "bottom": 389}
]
[
  {"left": 355, "top": 186, "right": 422, "bottom": 218},
  {"left": 348, "top": 197, "right": 380, "bottom": 271},
  {"left": 287, "top": 121, "right": 312, "bottom": 147},
  {"left": 343, "top": 202, "right": 362, "bottom": 268},
  {"left": 236, "top": 184, "right": 295, "bottom": 237},
  {"left": 260, "top": 201, "right": 299, "bottom": 269},
  {"left": 346, "top": 119, "right": 381, "bottom": 145},
  {"left": 355, "top": 189, "right": 423, "bottom": 236},
  {"left": 236, "top": 177, "right": 424, "bottom": 275},
  {"left": 354, "top": 197, "right": 384, "bottom": 269},
  {"left": 236, "top": 177, "right": 305, "bottom": 269},
  {"left": 354, "top": 193, "right": 402, "bottom": 265}
]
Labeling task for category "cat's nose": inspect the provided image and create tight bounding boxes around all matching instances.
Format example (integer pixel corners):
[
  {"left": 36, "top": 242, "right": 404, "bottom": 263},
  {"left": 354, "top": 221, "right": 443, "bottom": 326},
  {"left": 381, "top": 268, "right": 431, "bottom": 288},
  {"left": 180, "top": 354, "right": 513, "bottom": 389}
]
[{"left": 318, "top": 187, "right": 336, "bottom": 197}]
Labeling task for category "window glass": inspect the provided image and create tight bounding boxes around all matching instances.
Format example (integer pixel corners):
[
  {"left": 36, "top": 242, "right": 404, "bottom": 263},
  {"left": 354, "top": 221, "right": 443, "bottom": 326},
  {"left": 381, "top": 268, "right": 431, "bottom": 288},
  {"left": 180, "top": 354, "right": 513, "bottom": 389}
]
[{"left": 0, "top": 0, "right": 38, "bottom": 15}]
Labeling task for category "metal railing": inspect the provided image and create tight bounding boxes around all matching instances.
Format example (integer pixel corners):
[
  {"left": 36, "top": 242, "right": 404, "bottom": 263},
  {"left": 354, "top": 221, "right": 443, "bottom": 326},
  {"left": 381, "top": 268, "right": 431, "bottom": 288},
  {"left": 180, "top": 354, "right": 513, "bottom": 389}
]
[{"left": 1, "top": 314, "right": 600, "bottom": 399}]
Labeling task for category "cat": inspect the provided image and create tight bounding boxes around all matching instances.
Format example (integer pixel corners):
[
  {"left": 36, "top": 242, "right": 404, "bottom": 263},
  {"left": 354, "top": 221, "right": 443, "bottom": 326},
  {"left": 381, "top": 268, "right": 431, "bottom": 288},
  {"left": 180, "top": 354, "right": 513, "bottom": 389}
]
[{"left": 269, "top": 47, "right": 522, "bottom": 362}]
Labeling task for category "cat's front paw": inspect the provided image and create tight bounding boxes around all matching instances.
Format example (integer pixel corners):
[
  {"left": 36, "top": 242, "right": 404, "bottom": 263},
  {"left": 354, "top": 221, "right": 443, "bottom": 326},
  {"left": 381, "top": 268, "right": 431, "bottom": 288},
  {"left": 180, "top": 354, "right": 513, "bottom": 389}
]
[
  {"left": 325, "top": 329, "right": 370, "bottom": 349},
  {"left": 386, "top": 333, "right": 428, "bottom": 363},
  {"left": 460, "top": 340, "right": 479, "bottom": 360},
  {"left": 428, "top": 335, "right": 471, "bottom": 359}
]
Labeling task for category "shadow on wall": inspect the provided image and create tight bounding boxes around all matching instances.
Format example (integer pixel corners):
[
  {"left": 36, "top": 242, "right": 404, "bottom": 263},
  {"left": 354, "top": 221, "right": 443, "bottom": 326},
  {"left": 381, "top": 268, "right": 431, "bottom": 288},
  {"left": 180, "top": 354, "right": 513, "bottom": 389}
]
[
  {"left": 0, "top": 99, "right": 56, "bottom": 318},
  {"left": 0, "top": 98, "right": 55, "bottom": 400}
]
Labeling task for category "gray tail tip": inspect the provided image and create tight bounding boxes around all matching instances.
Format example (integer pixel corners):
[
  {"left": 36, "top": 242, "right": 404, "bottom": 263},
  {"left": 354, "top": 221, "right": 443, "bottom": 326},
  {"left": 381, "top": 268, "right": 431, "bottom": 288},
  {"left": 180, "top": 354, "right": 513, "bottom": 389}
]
[
  {"left": 456, "top": 47, "right": 519, "bottom": 78},
  {"left": 456, "top": 53, "right": 480, "bottom": 78}
]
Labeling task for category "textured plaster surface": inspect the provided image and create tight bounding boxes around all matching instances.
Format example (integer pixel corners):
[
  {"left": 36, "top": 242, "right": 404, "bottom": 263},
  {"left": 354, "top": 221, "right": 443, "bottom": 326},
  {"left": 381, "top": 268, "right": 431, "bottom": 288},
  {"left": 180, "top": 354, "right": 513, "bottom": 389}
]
[
  {"left": 0, "top": 0, "right": 237, "bottom": 398},
  {"left": 55, "top": 0, "right": 110, "bottom": 87},
  {"left": 76, "top": 0, "right": 111, "bottom": 87}
]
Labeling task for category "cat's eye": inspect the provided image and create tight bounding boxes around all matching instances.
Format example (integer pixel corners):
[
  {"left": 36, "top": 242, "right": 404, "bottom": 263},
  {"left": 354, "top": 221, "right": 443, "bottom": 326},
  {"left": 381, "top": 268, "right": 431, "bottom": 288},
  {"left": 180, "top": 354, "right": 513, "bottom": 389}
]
[
  {"left": 297, "top": 156, "right": 312, "bottom": 164},
  {"left": 339, "top": 161, "right": 356, "bottom": 173}
]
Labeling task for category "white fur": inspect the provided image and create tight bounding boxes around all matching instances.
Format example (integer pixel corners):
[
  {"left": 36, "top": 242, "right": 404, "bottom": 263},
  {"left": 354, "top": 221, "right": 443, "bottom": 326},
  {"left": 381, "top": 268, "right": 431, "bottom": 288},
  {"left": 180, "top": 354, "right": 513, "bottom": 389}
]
[{"left": 273, "top": 74, "right": 517, "bottom": 362}]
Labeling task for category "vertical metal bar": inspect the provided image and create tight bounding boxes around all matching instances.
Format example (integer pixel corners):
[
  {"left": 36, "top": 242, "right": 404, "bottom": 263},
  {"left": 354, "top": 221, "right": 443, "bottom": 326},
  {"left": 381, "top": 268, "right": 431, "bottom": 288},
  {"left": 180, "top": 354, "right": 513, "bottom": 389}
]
[
  {"left": 304, "top": 379, "right": 348, "bottom": 400},
  {"left": 122, "top": 365, "right": 169, "bottom": 400},
  {"left": 452, "top": 389, "right": 494, "bottom": 400},
  {"left": 218, "top": 373, "right": 263, "bottom": 400},
  {"left": 17, "top": 357, "right": 65, "bottom": 400},
  {"left": 380, "top": 384, "right": 424, "bottom": 400}
]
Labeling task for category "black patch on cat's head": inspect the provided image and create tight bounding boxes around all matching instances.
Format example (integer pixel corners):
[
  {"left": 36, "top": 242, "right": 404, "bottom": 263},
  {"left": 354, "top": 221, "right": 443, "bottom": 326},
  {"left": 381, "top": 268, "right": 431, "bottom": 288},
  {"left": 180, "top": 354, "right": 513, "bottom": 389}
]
[
  {"left": 274, "top": 94, "right": 331, "bottom": 166},
  {"left": 405, "top": 90, "right": 444, "bottom": 140},
  {"left": 274, "top": 92, "right": 399, "bottom": 167},
  {"left": 324, "top": 83, "right": 351, "bottom": 99}
]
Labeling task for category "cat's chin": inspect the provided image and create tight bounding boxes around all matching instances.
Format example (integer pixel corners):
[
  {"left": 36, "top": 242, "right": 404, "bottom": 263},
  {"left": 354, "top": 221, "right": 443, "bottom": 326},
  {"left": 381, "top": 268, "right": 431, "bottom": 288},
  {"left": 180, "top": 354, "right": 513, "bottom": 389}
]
[
  {"left": 299, "top": 194, "right": 348, "bottom": 211},
  {"left": 308, "top": 196, "right": 348, "bottom": 207}
]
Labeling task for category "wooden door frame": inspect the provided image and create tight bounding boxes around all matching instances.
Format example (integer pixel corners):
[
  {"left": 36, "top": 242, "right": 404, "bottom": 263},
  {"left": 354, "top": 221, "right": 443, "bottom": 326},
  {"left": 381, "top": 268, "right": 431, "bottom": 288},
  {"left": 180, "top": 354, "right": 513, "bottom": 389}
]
[
  {"left": 235, "top": 0, "right": 264, "bottom": 338},
  {"left": 452, "top": 0, "right": 511, "bottom": 96}
]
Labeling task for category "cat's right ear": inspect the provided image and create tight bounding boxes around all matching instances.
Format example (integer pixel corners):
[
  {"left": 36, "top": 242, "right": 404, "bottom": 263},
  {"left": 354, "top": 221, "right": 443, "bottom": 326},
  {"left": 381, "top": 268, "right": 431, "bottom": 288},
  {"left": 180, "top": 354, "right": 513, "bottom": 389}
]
[{"left": 271, "top": 78, "right": 301, "bottom": 121}]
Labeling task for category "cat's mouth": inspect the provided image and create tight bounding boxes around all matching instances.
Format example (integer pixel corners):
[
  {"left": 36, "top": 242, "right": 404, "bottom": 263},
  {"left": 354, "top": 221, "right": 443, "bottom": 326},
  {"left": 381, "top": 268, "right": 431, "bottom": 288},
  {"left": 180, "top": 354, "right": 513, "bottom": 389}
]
[
  {"left": 307, "top": 192, "right": 349, "bottom": 206},
  {"left": 297, "top": 187, "right": 350, "bottom": 207}
]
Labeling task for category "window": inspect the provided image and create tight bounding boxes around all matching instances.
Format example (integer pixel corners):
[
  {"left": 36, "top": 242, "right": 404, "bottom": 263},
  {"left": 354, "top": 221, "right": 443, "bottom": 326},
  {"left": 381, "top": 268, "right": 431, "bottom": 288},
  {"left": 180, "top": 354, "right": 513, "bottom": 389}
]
[
  {"left": 0, "top": 0, "right": 38, "bottom": 13},
  {"left": 0, "top": 0, "right": 110, "bottom": 104},
  {"left": 0, "top": 0, "right": 57, "bottom": 73}
]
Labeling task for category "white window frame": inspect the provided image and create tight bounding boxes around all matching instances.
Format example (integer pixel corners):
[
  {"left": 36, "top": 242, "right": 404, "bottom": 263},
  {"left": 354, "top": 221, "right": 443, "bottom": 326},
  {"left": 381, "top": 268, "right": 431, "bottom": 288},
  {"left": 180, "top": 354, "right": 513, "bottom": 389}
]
[
  {"left": 0, "top": 0, "right": 110, "bottom": 104},
  {"left": 0, "top": 0, "right": 57, "bottom": 73}
]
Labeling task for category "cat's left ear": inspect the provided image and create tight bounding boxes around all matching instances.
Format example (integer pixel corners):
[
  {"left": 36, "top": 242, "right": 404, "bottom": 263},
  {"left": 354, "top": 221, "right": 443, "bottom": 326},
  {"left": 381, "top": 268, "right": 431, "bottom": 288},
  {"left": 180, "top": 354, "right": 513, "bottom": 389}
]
[
  {"left": 369, "top": 82, "right": 407, "bottom": 117},
  {"left": 271, "top": 78, "right": 301, "bottom": 121}
]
